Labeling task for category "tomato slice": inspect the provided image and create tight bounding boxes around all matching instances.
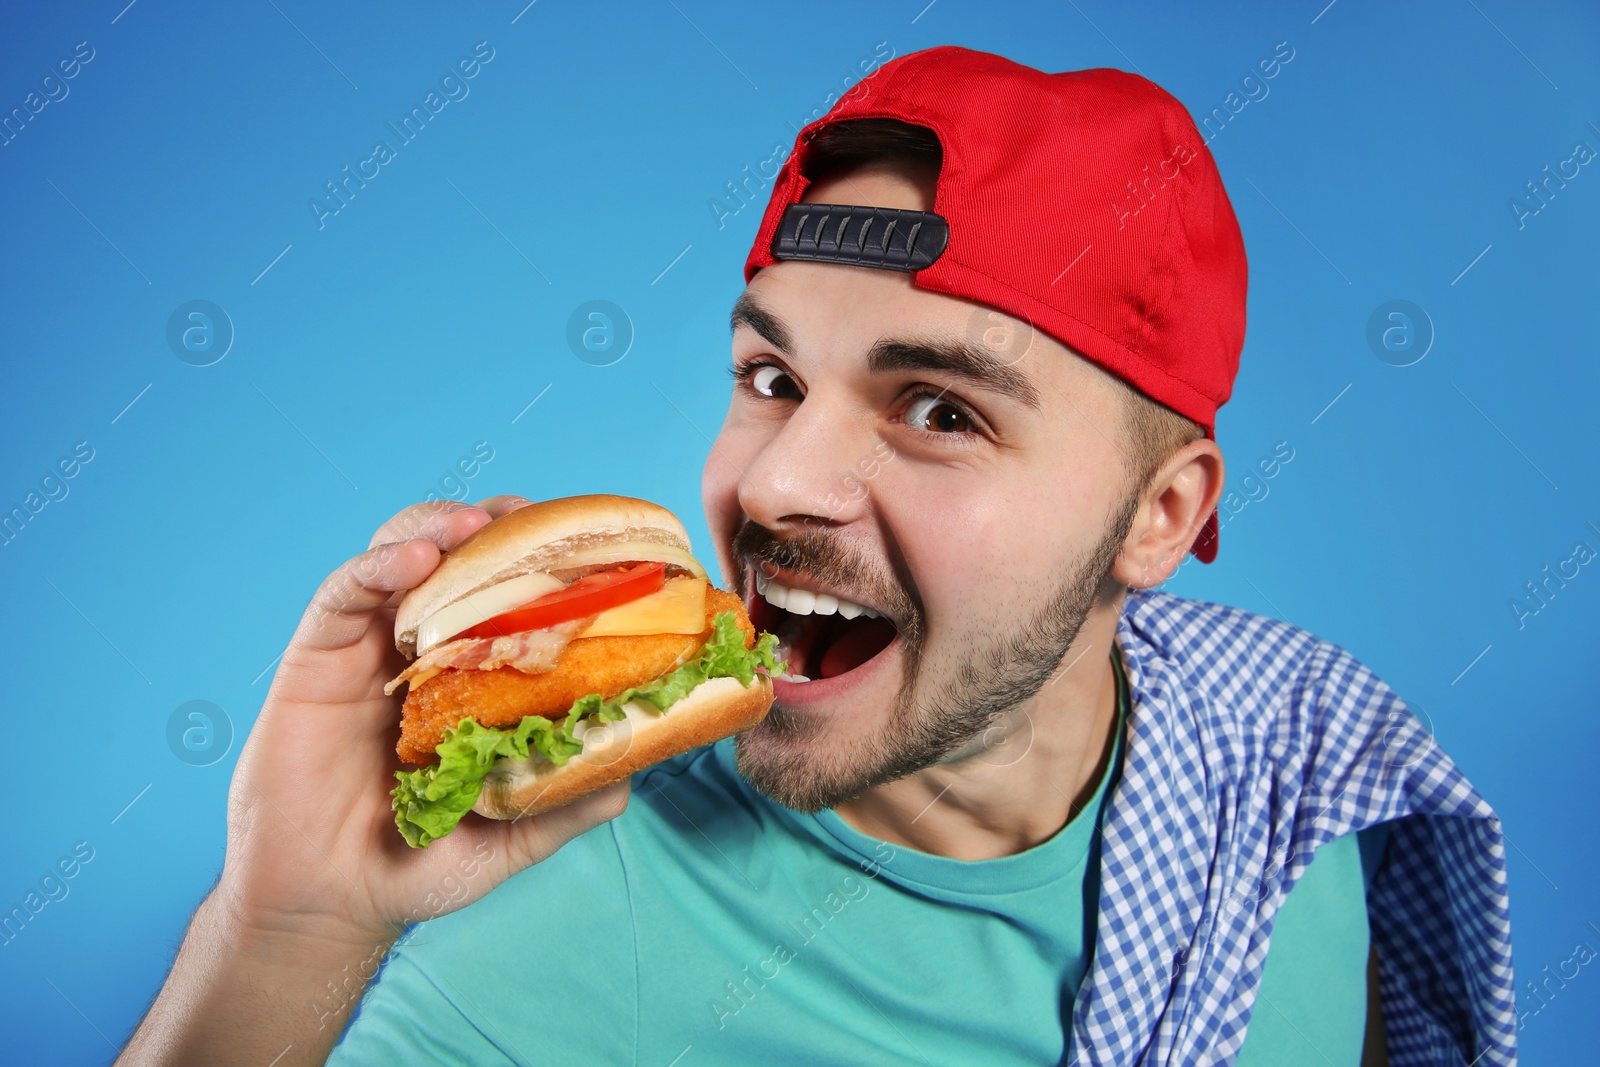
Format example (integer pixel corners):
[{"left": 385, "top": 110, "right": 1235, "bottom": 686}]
[{"left": 459, "top": 562, "right": 667, "bottom": 640}]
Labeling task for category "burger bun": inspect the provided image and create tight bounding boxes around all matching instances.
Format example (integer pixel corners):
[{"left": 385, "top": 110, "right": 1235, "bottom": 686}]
[
  {"left": 473, "top": 674, "right": 773, "bottom": 819},
  {"left": 394, "top": 494, "right": 693, "bottom": 659}
]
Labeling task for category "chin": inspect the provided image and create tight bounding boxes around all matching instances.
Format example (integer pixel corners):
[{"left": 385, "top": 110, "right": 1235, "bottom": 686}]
[{"left": 732, "top": 715, "right": 888, "bottom": 813}]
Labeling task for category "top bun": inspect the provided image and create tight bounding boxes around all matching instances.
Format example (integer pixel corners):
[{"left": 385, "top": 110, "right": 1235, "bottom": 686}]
[{"left": 392, "top": 494, "right": 691, "bottom": 658}]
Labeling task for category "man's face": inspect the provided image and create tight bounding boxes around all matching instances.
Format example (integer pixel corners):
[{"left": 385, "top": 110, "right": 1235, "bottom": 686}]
[{"left": 701, "top": 168, "right": 1144, "bottom": 811}]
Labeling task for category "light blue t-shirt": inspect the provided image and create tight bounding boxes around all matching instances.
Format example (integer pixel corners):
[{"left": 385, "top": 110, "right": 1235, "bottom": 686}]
[{"left": 331, "top": 654, "right": 1382, "bottom": 1064}]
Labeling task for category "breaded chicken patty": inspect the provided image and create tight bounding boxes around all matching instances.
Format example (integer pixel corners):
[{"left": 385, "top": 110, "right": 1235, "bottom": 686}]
[{"left": 398, "top": 586, "right": 754, "bottom": 765}]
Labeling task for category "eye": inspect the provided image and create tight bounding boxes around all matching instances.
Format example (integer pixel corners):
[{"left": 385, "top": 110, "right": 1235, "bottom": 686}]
[
  {"left": 904, "top": 393, "right": 975, "bottom": 434},
  {"left": 746, "top": 363, "right": 803, "bottom": 401}
]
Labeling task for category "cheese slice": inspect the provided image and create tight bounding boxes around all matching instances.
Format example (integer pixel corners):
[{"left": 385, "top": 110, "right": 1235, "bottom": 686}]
[{"left": 574, "top": 576, "right": 708, "bottom": 638}]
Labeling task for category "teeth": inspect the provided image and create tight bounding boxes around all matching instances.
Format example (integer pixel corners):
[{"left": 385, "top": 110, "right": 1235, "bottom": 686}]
[{"left": 757, "top": 576, "right": 879, "bottom": 622}]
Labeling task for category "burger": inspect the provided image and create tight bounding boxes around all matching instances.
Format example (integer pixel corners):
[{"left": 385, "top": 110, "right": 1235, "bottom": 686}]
[{"left": 387, "top": 494, "right": 780, "bottom": 847}]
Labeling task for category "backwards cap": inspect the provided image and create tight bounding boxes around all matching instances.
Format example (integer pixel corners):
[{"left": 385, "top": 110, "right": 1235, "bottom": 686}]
[{"left": 744, "top": 46, "right": 1248, "bottom": 563}]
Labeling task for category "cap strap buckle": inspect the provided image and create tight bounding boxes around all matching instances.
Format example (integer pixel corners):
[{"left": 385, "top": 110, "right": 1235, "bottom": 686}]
[{"left": 770, "top": 203, "right": 949, "bottom": 272}]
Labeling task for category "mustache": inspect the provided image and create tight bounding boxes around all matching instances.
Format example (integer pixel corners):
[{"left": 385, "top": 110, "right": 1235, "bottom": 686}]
[{"left": 730, "top": 520, "right": 923, "bottom": 642}]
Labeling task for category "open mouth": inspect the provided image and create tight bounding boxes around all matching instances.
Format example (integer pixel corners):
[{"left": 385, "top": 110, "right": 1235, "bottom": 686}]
[{"left": 745, "top": 568, "right": 900, "bottom": 684}]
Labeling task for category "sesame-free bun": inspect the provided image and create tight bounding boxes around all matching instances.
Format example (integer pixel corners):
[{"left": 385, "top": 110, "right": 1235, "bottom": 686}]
[
  {"left": 393, "top": 495, "right": 692, "bottom": 659},
  {"left": 472, "top": 674, "right": 773, "bottom": 819}
]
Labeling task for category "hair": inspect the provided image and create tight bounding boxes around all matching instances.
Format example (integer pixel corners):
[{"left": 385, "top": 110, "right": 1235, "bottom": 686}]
[
  {"left": 1108, "top": 375, "right": 1205, "bottom": 491},
  {"left": 801, "top": 116, "right": 942, "bottom": 185},
  {"left": 802, "top": 117, "right": 1205, "bottom": 493}
]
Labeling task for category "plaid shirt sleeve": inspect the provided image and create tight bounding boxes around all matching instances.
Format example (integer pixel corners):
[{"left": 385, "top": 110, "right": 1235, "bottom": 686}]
[{"left": 1067, "top": 589, "right": 1516, "bottom": 1067}]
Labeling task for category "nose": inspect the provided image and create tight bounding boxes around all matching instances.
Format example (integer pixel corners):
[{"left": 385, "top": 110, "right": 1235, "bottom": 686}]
[{"left": 737, "top": 392, "right": 879, "bottom": 536}]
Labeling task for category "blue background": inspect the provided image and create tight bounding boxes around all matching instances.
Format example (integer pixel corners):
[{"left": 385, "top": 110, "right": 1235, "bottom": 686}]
[{"left": 3, "top": 0, "right": 1596, "bottom": 1061}]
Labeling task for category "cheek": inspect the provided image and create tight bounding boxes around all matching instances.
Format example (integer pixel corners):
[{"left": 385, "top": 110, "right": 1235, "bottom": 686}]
[
  {"left": 881, "top": 471, "right": 1015, "bottom": 621},
  {"left": 885, "top": 459, "right": 1106, "bottom": 627}
]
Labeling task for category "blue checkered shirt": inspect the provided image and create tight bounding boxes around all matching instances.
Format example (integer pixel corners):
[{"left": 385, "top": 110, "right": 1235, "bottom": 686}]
[{"left": 1071, "top": 589, "right": 1516, "bottom": 1066}]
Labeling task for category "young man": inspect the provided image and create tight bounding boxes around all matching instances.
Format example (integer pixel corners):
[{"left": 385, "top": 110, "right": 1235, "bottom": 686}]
[{"left": 120, "top": 47, "right": 1514, "bottom": 1066}]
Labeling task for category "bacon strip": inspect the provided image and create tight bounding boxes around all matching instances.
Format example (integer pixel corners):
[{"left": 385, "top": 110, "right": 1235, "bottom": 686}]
[{"left": 384, "top": 616, "right": 596, "bottom": 696}]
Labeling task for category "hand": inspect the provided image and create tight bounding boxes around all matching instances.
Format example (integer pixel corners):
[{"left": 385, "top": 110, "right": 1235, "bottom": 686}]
[
  {"left": 117, "top": 496, "right": 630, "bottom": 1065},
  {"left": 219, "top": 494, "right": 630, "bottom": 942}
]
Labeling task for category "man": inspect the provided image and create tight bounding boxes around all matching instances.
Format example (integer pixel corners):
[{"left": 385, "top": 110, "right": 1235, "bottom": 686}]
[{"left": 120, "top": 47, "right": 1514, "bottom": 1066}]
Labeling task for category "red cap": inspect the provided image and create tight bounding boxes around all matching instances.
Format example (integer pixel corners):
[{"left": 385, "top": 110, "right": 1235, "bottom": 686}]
[{"left": 744, "top": 46, "right": 1246, "bottom": 563}]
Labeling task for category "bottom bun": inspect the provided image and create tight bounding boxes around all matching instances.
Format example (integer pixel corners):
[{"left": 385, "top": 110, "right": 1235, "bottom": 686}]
[{"left": 472, "top": 674, "right": 774, "bottom": 819}]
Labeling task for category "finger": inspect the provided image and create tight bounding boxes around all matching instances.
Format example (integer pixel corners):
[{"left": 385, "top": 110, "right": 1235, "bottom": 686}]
[
  {"left": 293, "top": 538, "right": 441, "bottom": 652},
  {"left": 495, "top": 782, "right": 632, "bottom": 870},
  {"left": 474, "top": 495, "right": 534, "bottom": 520},
  {"left": 368, "top": 500, "right": 493, "bottom": 552}
]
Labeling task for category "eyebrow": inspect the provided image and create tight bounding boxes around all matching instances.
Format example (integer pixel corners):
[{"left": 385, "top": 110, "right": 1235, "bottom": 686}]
[
  {"left": 866, "top": 339, "right": 1041, "bottom": 410},
  {"left": 729, "top": 291, "right": 1042, "bottom": 410},
  {"left": 729, "top": 291, "right": 793, "bottom": 354}
]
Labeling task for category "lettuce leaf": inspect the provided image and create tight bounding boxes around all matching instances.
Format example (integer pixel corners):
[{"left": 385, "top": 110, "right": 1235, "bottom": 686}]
[{"left": 392, "top": 612, "right": 780, "bottom": 848}]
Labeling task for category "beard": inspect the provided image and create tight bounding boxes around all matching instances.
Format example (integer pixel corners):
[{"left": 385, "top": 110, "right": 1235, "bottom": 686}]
[{"left": 732, "top": 483, "right": 1143, "bottom": 813}]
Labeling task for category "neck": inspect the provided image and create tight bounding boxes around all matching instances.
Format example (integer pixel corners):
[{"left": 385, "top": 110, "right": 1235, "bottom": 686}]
[{"left": 833, "top": 593, "right": 1126, "bottom": 861}]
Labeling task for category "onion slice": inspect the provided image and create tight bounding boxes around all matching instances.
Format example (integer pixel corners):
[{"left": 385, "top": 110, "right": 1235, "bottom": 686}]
[
  {"left": 412, "top": 542, "right": 708, "bottom": 655},
  {"left": 415, "top": 572, "right": 566, "bottom": 655},
  {"left": 550, "top": 542, "right": 708, "bottom": 579}
]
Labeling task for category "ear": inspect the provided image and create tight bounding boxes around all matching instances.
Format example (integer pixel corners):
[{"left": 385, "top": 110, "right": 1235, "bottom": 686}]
[{"left": 1111, "top": 437, "right": 1225, "bottom": 589}]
